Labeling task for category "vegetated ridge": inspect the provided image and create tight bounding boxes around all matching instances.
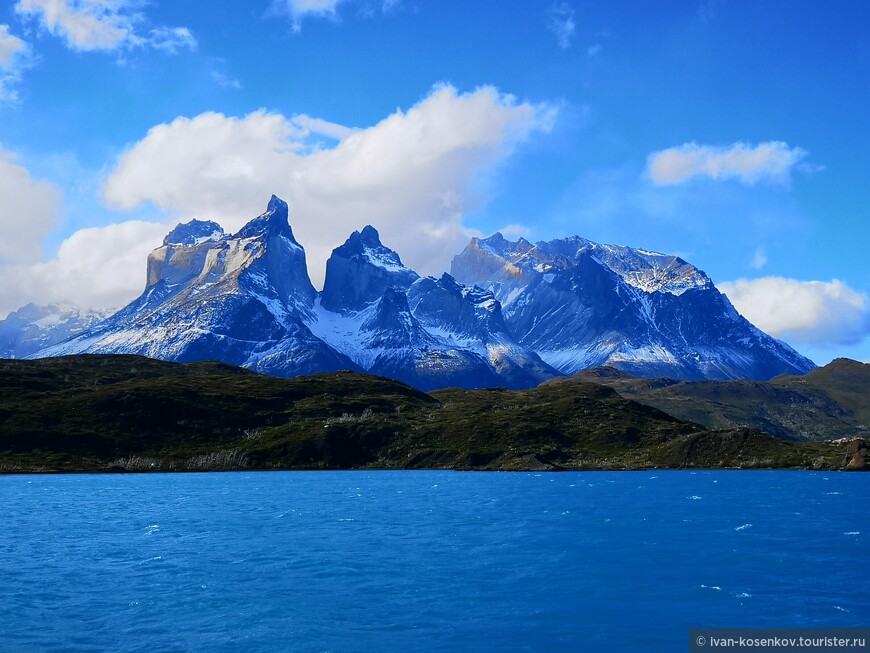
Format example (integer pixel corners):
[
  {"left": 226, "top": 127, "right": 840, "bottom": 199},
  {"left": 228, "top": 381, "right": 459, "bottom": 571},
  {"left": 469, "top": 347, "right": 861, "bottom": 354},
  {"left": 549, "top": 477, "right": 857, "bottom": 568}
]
[
  {"left": 0, "top": 355, "right": 858, "bottom": 474},
  {"left": 565, "top": 358, "right": 870, "bottom": 441}
]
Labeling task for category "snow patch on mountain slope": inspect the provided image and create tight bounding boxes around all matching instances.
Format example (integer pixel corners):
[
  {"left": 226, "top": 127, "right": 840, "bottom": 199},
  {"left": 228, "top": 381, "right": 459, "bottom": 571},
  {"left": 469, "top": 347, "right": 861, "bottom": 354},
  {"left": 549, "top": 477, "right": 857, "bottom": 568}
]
[{"left": 308, "top": 299, "right": 381, "bottom": 369}]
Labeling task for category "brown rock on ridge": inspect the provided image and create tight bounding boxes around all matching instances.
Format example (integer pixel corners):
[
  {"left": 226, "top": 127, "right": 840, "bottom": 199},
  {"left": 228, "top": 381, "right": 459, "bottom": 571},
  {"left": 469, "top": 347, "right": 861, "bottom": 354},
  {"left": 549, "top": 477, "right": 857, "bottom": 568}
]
[{"left": 842, "top": 439, "right": 869, "bottom": 471}]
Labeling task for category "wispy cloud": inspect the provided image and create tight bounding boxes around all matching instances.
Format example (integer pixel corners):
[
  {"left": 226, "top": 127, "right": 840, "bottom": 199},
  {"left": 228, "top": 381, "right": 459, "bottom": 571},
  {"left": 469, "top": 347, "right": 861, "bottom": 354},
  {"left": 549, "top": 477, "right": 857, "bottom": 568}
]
[
  {"left": 277, "top": 0, "right": 346, "bottom": 32},
  {"left": 291, "top": 114, "right": 356, "bottom": 141},
  {"left": 750, "top": 247, "right": 767, "bottom": 270},
  {"left": 0, "top": 24, "right": 29, "bottom": 102},
  {"left": 276, "top": 0, "right": 401, "bottom": 32},
  {"left": 148, "top": 26, "right": 197, "bottom": 54},
  {"left": 547, "top": 2, "right": 576, "bottom": 49},
  {"left": 586, "top": 43, "right": 602, "bottom": 57},
  {"left": 211, "top": 70, "right": 242, "bottom": 90},
  {"left": 498, "top": 224, "right": 532, "bottom": 239},
  {"left": 646, "top": 141, "right": 810, "bottom": 187},
  {"left": 721, "top": 277, "right": 870, "bottom": 347},
  {"left": 14, "top": 0, "right": 196, "bottom": 53}
]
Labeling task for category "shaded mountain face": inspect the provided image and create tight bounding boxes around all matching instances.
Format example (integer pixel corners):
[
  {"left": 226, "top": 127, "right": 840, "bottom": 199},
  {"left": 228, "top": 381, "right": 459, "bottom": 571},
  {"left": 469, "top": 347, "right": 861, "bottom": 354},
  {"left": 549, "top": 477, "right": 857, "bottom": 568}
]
[
  {"left": 451, "top": 233, "right": 815, "bottom": 381},
  {"left": 29, "top": 195, "right": 814, "bottom": 388},
  {"left": 320, "top": 225, "right": 419, "bottom": 313},
  {"left": 310, "top": 226, "right": 558, "bottom": 390}
]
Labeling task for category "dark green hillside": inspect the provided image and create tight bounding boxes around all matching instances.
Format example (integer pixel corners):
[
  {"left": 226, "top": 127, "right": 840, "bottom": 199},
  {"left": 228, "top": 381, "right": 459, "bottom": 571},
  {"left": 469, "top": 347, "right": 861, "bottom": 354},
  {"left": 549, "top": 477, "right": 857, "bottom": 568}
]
[
  {"left": 0, "top": 355, "right": 857, "bottom": 473},
  {"left": 0, "top": 355, "right": 436, "bottom": 471},
  {"left": 568, "top": 359, "right": 870, "bottom": 442},
  {"left": 772, "top": 358, "right": 870, "bottom": 426}
]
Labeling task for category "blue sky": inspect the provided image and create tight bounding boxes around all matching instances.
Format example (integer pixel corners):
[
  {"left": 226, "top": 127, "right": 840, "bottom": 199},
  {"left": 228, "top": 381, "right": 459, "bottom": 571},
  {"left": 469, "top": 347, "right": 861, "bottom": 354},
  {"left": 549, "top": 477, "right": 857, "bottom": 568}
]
[{"left": 0, "top": 0, "right": 867, "bottom": 364}]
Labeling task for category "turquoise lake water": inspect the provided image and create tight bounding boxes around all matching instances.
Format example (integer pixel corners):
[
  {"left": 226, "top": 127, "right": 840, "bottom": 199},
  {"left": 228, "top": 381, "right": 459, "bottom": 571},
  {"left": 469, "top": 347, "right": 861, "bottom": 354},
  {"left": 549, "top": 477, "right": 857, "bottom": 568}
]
[{"left": 0, "top": 470, "right": 867, "bottom": 651}]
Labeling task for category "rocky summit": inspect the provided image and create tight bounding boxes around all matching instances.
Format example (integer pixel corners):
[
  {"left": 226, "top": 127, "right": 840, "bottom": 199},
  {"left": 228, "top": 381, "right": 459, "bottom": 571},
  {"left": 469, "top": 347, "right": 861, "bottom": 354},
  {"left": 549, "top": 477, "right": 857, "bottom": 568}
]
[
  {"left": 451, "top": 233, "right": 814, "bottom": 380},
  {"left": 28, "top": 195, "right": 814, "bottom": 389}
]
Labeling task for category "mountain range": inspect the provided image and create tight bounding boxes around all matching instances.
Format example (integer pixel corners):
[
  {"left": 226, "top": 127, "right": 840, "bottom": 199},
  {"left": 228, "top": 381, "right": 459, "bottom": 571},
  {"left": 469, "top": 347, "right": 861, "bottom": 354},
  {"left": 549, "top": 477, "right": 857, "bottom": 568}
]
[
  {"left": 17, "top": 195, "right": 813, "bottom": 389},
  {"left": 0, "top": 303, "right": 112, "bottom": 359}
]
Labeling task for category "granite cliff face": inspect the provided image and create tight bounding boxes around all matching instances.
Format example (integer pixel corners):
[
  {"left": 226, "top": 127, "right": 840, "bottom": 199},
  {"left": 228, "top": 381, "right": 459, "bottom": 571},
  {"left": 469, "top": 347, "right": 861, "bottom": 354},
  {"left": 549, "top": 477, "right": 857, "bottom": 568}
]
[
  {"left": 320, "top": 225, "right": 419, "bottom": 313},
  {"left": 31, "top": 195, "right": 814, "bottom": 388},
  {"left": 38, "top": 196, "right": 356, "bottom": 377}
]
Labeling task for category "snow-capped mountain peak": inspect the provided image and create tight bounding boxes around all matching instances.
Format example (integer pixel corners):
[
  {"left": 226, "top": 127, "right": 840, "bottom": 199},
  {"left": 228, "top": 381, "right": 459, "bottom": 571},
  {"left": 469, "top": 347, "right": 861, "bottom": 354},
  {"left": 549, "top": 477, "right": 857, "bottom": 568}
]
[
  {"left": 163, "top": 219, "right": 225, "bottom": 247},
  {"left": 0, "top": 303, "right": 114, "bottom": 359},
  {"left": 320, "top": 225, "right": 419, "bottom": 313},
  {"left": 234, "top": 194, "right": 300, "bottom": 245},
  {"left": 452, "top": 232, "right": 814, "bottom": 380},
  {"left": 35, "top": 196, "right": 346, "bottom": 376},
  {"left": 460, "top": 232, "right": 710, "bottom": 297}
]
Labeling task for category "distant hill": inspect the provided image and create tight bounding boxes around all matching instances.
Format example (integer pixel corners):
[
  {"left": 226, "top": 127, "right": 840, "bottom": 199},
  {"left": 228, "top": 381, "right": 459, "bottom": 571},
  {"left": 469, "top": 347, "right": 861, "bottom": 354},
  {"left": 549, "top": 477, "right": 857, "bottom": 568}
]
[
  {"left": 0, "top": 354, "right": 854, "bottom": 473},
  {"left": 0, "top": 303, "right": 112, "bottom": 359},
  {"left": 564, "top": 358, "right": 870, "bottom": 441}
]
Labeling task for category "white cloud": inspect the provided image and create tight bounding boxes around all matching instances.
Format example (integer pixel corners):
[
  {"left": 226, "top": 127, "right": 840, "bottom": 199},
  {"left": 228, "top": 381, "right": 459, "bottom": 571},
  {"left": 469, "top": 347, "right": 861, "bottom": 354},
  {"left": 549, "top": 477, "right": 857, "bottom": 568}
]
[
  {"left": 0, "top": 24, "right": 29, "bottom": 102},
  {"left": 0, "top": 220, "right": 168, "bottom": 316},
  {"left": 14, "top": 0, "right": 196, "bottom": 53},
  {"left": 102, "top": 84, "right": 555, "bottom": 287},
  {"left": 0, "top": 147, "right": 61, "bottom": 264},
  {"left": 646, "top": 141, "right": 809, "bottom": 186},
  {"left": 0, "top": 145, "right": 167, "bottom": 316},
  {"left": 277, "top": 0, "right": 402, "bottom": 31},
  {"left": 275, "top": 0, "right": 405, "bottom": 31},
  {"left": 547, "top": 2, "right": 576, "bottom": 49},
  {"left": 750, "top": 247, "right": 767, "bottom": 270},
  {"left": 288, "top": 0, "right": 344, "bottom": 12},
  {"left": 0, "top": 25, "right": 27, "bottom": 67},
  {"left": 498, "top": 224, "right": 532, "bottom": 239},
  {"left": 278, "top": 0, "right": 345, "bottom": 31},
  {"left": 720, "top": 277, "right": 870, "bottom": 347}
]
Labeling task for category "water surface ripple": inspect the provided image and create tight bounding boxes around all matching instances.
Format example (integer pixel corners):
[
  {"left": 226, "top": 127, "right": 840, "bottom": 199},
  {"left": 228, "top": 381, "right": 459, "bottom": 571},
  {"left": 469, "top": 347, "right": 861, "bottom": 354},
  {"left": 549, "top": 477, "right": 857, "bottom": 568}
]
[{"left": 1, "top": 471, "right": 867, "bottom": 651}]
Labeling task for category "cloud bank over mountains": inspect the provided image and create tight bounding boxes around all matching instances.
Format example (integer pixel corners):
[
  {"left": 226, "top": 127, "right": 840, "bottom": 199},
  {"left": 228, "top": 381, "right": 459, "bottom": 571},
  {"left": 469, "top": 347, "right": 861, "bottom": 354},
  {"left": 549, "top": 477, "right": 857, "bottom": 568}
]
[
  {"left": 0, "top": 84, "right": 554, "bottom": 319},
  {"left": 721, "top": 277, "right": 870, "bottom": 348},
  {"left": 0, "top": 147, "right": 59, "bottom": 263},
  {"left": 0, "top": 86, "right": 865, "bottom": 358},
  {"left": 5, "top": 221, "right": 168, "bottom": 313},
  {"left": 102, "top": 84, "right": 555, "bottom": 287}
]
